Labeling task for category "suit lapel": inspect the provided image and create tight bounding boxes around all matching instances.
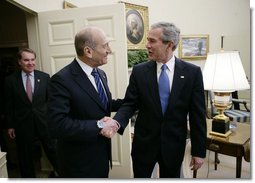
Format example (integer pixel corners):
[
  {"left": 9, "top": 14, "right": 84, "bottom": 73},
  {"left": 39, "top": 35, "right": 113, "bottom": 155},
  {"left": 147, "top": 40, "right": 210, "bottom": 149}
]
[
  {"left": 33, "top": 71, "right": 40, "bottom": 100},
  {"left": 168, "top": 58, "right": 186, "bottom": 112},
  {"left": 70, "top": 60, "right": 107, "bottom": 111},
  {"left": 146, "top": 61, "right": 186, "bottom": 116},
  {"left": 145, "top": 61, "right": 162, "bottom": 114},
  {"left": 15, "top": 71, "right": 30, "bottom": 102}
]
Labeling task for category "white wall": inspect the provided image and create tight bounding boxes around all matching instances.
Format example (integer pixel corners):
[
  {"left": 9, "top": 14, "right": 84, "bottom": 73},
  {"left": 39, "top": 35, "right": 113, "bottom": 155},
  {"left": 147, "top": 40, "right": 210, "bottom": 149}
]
[{"left": 10, "top": 0, "right": 251, "bottom": 80}]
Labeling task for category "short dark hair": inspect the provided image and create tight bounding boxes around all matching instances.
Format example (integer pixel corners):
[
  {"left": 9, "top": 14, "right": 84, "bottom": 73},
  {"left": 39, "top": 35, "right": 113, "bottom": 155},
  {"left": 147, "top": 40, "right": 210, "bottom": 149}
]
[{"left": 17, "top": 48, "right": 36, "bottom": 60}]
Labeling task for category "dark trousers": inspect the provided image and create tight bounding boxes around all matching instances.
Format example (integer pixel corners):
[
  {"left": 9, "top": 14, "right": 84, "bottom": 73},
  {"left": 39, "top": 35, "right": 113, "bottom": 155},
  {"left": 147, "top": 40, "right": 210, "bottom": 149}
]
[
  {"left": 16, "top": 134, "right": 58, "bottom": 178},
  {"left": 132, "top": 153, "right": 181, "bottom": 178}
]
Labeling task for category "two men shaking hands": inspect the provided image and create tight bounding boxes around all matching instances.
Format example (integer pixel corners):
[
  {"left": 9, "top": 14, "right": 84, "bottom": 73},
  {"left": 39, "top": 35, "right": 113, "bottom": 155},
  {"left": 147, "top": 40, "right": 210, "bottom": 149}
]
[{"left": 98, "top": 117, "right": 120, "bottom": 138}]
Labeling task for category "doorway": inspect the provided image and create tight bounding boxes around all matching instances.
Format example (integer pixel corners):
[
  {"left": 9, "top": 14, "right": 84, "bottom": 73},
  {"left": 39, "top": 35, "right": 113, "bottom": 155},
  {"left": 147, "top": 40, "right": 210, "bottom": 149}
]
[{"left": 0, "top": 0, "right": 28, "bottom": 178}]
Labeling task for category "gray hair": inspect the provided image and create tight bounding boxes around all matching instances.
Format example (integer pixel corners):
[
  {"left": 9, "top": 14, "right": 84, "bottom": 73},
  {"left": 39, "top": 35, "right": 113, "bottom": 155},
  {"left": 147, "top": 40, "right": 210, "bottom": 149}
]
[
  {"left": 151, "top": 22, "right": 180, "bottom": 51},
  {"left": 74, "top": 26, "right": 97, "bottom": 56}
]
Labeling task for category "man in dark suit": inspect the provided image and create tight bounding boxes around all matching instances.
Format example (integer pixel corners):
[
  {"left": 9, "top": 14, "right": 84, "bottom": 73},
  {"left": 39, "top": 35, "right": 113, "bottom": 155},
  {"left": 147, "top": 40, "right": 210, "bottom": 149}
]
[
  {"left": 4, "top": 48, "right": 59, "bottom": 178},
  {"left": 111, "top": 22, "right": 207, "bottom": 178},
  {"left": 47, "top": 26, "right": 122, "bottom": 178}
]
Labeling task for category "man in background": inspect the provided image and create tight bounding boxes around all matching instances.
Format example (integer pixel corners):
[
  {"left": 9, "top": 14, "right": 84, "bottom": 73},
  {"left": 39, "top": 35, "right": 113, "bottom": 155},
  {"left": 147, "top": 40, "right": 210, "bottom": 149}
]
[{"left": 5, "top": 48, "right": 59, "bottom": 178}]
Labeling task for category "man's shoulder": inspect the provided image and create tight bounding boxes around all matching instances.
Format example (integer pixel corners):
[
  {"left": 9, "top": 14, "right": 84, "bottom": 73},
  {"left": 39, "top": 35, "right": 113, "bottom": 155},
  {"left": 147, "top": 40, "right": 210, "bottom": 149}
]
[
  {"left": 54, "top": 60, "right": 75, "bottom": 76},
  {"left": 133, "top": 60, "right": 154, "bottom": 69},
  {"left": 176, "top": 57, "right": 200, "bottom": 70},
  {"left": 5, "top": 71, "right": 20, "bottom": 80},
  {"left": 51, "top": 59, "right": 78, "bottom": 81},
  {"left": 34, "top": 70, "right": 50, "bottom": 77},
  {"left": 35, "top": 70, "right": 48, "bottom": 74},
  {"left": 130, "top": 61, "right": 155, "bottom": 77}
]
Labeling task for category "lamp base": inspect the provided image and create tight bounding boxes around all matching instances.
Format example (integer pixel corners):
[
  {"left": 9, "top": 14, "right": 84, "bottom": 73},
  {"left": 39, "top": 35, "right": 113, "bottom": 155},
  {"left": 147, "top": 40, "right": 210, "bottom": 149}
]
[
  {"left": 209, "top": 130, "right": 232, "bottom": 138},
  {"left": 212, "top": 115, "right": 230, "bottom": 134}
]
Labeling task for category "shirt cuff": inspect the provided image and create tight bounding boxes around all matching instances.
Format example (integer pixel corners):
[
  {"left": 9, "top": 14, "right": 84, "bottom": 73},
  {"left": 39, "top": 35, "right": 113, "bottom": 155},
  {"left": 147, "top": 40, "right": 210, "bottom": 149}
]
[{"left": 115, "top": 120, "right": 121, "bottom": 130}]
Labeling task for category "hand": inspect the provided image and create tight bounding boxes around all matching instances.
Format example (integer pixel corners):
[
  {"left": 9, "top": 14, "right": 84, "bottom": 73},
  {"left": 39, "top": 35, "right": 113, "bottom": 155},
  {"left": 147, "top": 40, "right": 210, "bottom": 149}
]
[
  {"left": 8, "top": 128, "right": 16, "bottom": 139},
  {"left": 99, "top": 117, "right": 119, "bottom": 138},
  {"left": 189, "top": 156, "right": 204, "bottom": 170},
  {"left": 102, "top": 117, "right": 120, "bottom": 131}
]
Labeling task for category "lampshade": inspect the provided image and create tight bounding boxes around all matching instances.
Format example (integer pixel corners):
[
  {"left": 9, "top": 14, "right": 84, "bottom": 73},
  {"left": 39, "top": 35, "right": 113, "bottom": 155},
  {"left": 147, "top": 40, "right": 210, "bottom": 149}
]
[{"left": 203, "top": 51, "right": 250, "bottom": 92}]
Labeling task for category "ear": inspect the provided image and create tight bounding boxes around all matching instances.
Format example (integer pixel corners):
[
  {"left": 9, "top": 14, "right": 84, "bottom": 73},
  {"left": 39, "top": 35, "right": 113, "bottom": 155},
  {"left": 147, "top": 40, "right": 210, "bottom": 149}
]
[
  {"left": 84, "top": 46, "right": 93, "bottom": 58},
  {"left": 166, "top": 41, "right": 174, "bottom": 51}
]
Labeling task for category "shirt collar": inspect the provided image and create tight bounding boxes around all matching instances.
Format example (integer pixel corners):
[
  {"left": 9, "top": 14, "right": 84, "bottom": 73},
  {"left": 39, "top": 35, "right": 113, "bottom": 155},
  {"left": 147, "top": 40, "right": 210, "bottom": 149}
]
[
  {"left": 156, "top": 55, "right": 175, "bottom": 73},
  {"left": 22, "top": 70, "right": 34, "bottom": 77},
  {"left": 76, "top": 57, "right": 94, "bottom": 76}
]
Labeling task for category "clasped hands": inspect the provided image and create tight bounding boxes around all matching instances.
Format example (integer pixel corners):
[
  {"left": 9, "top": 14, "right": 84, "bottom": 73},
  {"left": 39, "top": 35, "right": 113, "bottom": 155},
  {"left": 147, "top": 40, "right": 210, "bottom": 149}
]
[{"left": 99, "top": 117, "right": 119, "bottom": 138}]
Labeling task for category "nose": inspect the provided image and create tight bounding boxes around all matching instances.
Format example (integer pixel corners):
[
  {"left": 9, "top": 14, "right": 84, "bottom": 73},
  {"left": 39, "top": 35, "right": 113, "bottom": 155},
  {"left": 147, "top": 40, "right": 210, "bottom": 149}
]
[
  {"left": 28, "top": 59, "right": 34, "bottom": 64},
  {"left": 146, "top": 42, "right": 150, "bottom": 49},
  {"left": 107, "top": 45, "right": 112, "bottom": 54}
]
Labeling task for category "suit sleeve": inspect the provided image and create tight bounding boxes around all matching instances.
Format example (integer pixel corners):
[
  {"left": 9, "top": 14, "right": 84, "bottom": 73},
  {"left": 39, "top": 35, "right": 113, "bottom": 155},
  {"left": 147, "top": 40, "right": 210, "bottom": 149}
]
[
  {"left": 4, "top": 76, "right": 15, "bottom": 129},
  {"left": 111, "top": 99, "right": 124, "bottom": 112},
  {"left": 189, "top": 67, "right": 207, "bottom": 158},
  {"left": 47, "top": 74, "right": 100, "bottom": 141},
  {"left": 114, "top": 68, "right": 139, "bottom": 135}
]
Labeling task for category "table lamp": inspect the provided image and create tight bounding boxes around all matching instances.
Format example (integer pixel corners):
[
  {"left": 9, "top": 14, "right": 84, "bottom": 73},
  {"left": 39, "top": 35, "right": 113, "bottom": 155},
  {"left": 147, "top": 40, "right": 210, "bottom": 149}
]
[{"left": 203, "top": 50, "right": 250, "bottom": 136}]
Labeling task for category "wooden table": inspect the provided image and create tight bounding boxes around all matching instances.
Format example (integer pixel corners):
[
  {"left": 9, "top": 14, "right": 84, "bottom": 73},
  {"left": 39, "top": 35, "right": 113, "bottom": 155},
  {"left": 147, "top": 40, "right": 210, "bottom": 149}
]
[{"left": 194, "top": 120, "right": 250, "bottom": 178}]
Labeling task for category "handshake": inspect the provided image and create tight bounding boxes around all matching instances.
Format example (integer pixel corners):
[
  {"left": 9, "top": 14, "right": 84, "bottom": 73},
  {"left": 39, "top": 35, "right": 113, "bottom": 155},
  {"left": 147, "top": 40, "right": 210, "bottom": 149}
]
[{"left": 99, "top": 117, "right": 120, "bottom": 138}]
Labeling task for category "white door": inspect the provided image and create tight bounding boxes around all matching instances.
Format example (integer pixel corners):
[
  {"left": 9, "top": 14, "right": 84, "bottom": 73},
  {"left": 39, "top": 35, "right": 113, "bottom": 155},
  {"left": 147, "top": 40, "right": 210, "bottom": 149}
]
[{"left": 37, "top": 4, "right": 132, "bottom": 178}]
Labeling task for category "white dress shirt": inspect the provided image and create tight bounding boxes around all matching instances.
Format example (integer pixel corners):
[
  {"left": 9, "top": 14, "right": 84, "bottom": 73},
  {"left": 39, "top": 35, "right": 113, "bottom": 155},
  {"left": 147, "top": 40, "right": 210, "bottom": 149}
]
[
  {"left": 76, "top": 58, "right": 108, "bottom": 102},
  {"left": 156, "top": 56, "right": 175, "bottom": 92}
]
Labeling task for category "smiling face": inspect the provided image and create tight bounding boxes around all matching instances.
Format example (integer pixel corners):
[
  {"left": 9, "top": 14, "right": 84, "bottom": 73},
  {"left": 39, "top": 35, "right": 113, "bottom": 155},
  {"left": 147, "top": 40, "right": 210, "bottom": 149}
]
[
  {"left": 18, "top": 51, "right": 36, "bottom": 74},
  {"left": 79, "top": 27, "right": 112, "bottom": 68},
  {"left": 146, "top": 27, "right": 173, "bottom": 63},
  {"left": 90, "top": 29, "right": 112, "bottom": 67}
]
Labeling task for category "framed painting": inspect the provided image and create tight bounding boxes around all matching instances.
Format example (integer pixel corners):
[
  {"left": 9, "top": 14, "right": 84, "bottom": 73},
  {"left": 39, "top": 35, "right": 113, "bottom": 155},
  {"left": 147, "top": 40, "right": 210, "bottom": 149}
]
[
  {"left": 120, "top": 2, "right": 149, "bottom": 49},
  {"left": 179, "top": 35, "right": 209, "bottom": 60}
]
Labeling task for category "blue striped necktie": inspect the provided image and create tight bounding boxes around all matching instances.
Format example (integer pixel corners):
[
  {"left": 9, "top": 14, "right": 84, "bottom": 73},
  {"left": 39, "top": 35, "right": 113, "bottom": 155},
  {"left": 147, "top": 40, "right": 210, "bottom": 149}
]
[
  {"left": 91, "top": 68, "right": 108, "bottom": 110},
  {"left": 158, "top": 64, "right": 170, "bottom": 114}
]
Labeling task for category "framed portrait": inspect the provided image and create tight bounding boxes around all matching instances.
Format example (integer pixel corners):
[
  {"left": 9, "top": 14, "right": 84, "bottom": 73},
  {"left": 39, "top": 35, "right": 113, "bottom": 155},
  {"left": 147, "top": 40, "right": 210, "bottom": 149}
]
[
  {"left": 179, "top": 35, "right": 209, "bottom": 60},
  {"left": 120, "top": 2, "right": 149, "bottom": 49}
]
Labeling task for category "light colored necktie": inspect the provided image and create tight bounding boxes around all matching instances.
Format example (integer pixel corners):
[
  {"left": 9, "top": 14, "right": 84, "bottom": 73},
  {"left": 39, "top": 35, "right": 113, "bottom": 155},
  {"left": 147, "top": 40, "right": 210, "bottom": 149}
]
[
  {"left": 158, "top": 64, "right": 170, "bottom": 114},
  {"left": 91, "top": 68, "right": 108, "bottom": 110},
  {"left": 26, "top": 73, "right": 33, "bottom": 102}
]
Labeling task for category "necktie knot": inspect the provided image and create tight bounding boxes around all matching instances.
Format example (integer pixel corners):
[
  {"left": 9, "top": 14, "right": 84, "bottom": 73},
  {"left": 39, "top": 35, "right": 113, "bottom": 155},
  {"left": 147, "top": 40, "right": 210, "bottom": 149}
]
[
  {"left": 91, "top": 68, "right": 98, "bottom": 77},
  {"left": 161, "top": 64, "right": 167, "bottom": 71}
]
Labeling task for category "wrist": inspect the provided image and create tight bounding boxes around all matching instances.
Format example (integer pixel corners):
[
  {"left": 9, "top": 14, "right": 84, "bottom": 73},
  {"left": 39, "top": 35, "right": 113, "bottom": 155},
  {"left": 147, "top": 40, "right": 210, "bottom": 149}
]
[
  {"left": 97, "top": 120, "right": 105, "bottom": 129},
  {"left": 115, "top": 120, "right": 120, "bottom": 130}
]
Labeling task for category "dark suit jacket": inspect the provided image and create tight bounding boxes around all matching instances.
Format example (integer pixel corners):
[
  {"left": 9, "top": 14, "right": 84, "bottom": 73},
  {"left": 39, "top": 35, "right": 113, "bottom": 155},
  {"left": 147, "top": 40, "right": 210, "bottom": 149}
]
[
  {"left": 5, "top": 70, "right": 50, "bottom": 139},
  {"left": 114, "top": 58, "right": 207, "bottom": 170},
  {"left": 47, "top": 59, "right": 122, "bottom": 177}
]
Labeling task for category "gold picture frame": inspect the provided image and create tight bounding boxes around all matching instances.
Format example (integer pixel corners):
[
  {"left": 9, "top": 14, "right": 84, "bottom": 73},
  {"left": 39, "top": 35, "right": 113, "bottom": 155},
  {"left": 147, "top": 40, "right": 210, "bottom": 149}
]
[
  {"left": 120, "top": 2, "right": 149, "bottom": 50},
  {"left": 179, "top": 35, "right": 209, "bottom": 60},
  {"left": 63, "top": 1, "right": 77, "bottom": 9}
]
